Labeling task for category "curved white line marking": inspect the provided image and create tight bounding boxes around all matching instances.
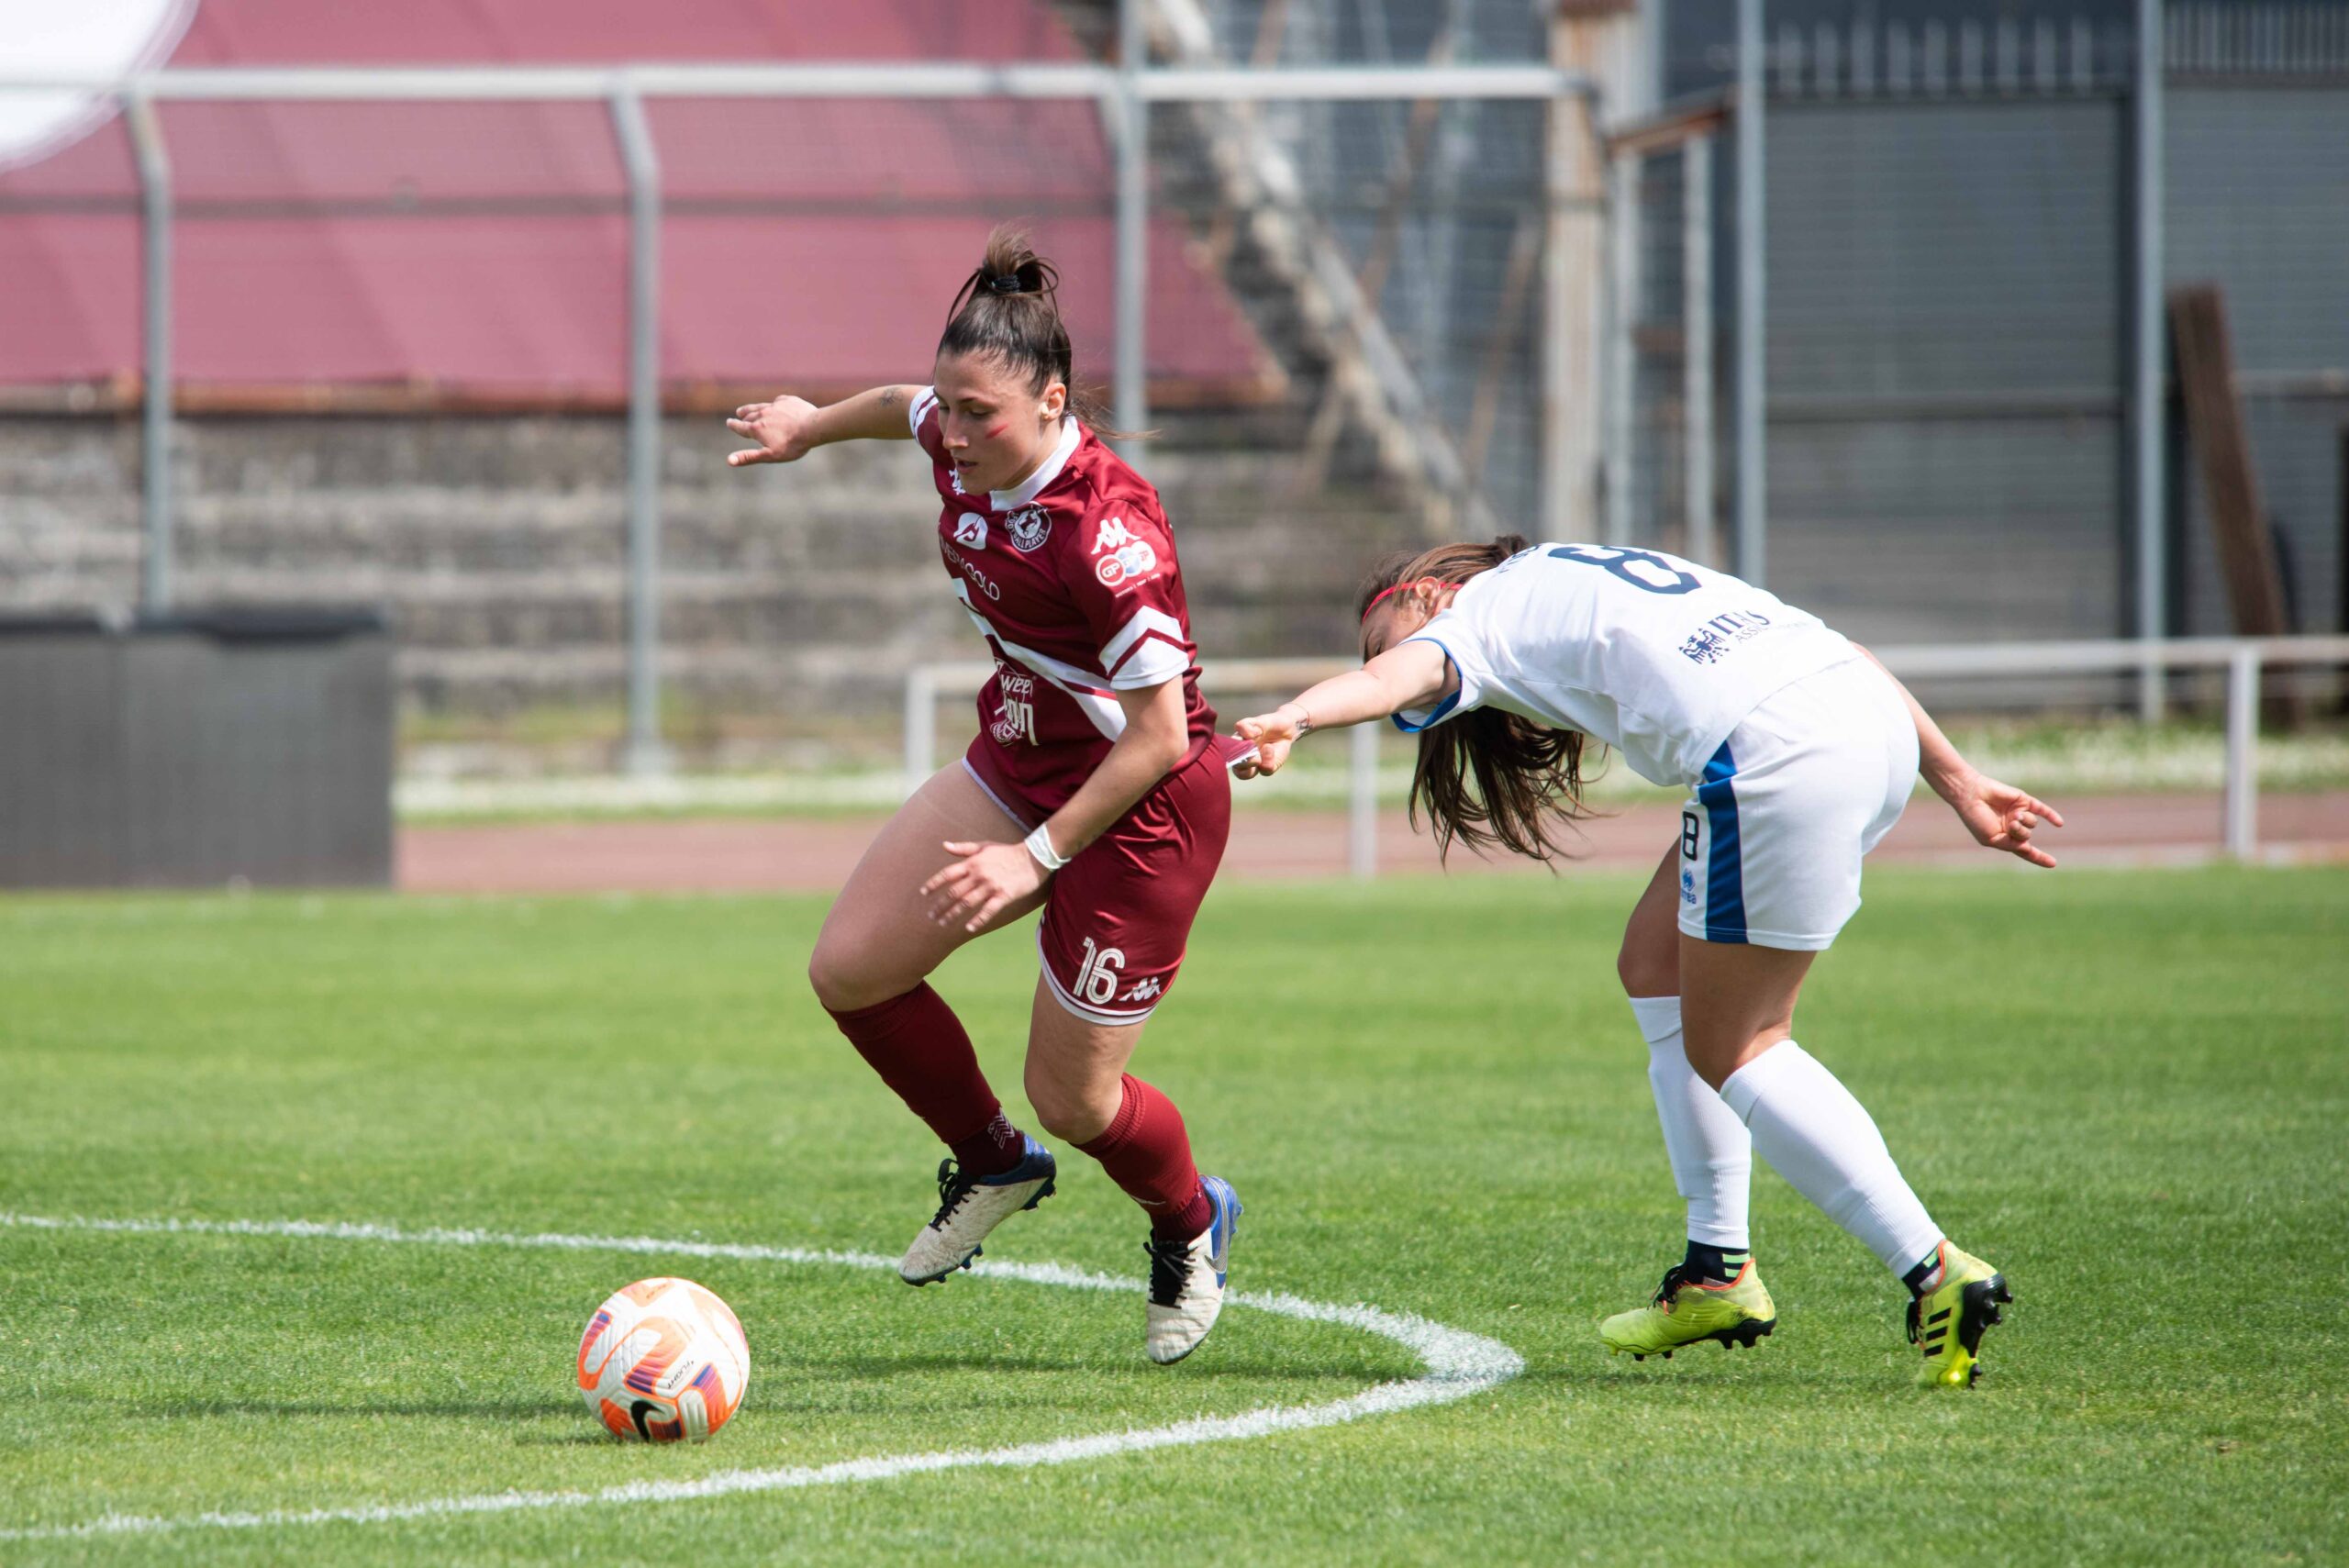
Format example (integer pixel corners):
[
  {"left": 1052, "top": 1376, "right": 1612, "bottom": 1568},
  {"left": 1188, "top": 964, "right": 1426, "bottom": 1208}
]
[{"left": 0, "top": 1212, "right": 1523, "bottom": 1543}]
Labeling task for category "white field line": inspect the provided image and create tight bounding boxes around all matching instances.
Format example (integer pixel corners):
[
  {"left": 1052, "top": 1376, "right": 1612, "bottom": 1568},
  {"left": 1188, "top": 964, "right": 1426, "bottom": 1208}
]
[{"left": 0, "top": 1212, "right": 1523, "bottom": 1543}]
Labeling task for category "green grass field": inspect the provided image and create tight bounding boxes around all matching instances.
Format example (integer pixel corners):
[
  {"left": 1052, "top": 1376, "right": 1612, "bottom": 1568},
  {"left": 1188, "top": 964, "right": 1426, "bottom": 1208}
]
[{"left": 3, "top": 867, "right": 2344, "bottom": 1564}]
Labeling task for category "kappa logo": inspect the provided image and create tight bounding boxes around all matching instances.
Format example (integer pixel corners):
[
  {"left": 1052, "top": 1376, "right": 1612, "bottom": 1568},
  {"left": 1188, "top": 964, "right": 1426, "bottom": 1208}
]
[
  {"left": 1119, "top": 976, "right": 1164, "bottom": 1004},
  {"left": 952, "top": 512, "right": 989, "bottom": 550},
  {"left": 1090, "top": 517, "right": 1159, "bottom": 589},
  {"left": 1005, "top": 505, "right": 1052, "bottom": 552}
]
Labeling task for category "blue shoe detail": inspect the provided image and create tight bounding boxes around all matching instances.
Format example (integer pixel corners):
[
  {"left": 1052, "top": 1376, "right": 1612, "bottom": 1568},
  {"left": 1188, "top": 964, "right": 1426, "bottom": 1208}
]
[
  {"left": 1199, "top": 1174, "right": 1241, "bottom": 1287},
  {"left": 978, "top": 1135, "right": 1057, "bottom": 1199}
]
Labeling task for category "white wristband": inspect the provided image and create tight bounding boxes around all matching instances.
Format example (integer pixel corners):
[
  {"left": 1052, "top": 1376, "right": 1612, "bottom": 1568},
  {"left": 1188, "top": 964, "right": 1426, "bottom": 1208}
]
[{"left": 1023, "top": 823, "right": 1070, "bottom": 873}]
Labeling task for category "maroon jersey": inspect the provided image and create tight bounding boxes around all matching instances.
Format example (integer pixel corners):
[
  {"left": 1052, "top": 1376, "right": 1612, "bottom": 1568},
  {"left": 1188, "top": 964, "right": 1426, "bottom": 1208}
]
[{"left": 909, "top": 388, "right": 1218, "bottom": 812}]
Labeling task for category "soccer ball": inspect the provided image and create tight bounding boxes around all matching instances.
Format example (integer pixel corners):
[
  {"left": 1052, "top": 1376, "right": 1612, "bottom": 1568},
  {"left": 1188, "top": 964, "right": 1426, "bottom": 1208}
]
[{"left": 575, "top": 1276, "right": 751, "bottom": 1442}]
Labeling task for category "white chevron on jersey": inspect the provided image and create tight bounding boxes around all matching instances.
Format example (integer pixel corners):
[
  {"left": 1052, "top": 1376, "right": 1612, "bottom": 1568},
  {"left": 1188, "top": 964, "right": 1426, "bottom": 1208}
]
[
  {"left": 952, "top": 581, "right": 1127, "bottom": 740},
  {"left": 1100, "top": 606, "right": 1190, "bottom": 687}
]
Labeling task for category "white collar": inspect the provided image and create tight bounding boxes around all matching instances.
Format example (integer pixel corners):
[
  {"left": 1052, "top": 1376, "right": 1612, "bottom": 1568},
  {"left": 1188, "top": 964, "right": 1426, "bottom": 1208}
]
[{"left": 990, "top": 417, "right": 1081, "bottom": 512}]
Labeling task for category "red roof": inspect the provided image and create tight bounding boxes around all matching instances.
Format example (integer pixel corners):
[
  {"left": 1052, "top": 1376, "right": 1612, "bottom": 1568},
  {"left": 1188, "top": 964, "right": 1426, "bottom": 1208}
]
[{"left": 0, "top": 1, "right": 1275, "bottom": 406}]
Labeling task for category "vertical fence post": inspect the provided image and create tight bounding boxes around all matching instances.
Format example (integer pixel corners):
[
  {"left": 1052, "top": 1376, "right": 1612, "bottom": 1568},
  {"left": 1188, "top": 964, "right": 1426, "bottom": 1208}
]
[
  {"left": 903, "top": 666, "right": 936, "bottom": 799},
  {"left": 1683, "top": 134, "right": 1716, "bottom": 566},
  {"left": 611, "top": 83, "right": 670, "bottom": 776},
  {"left": 2133, "top": 0, "right": 2168, "bottom": 721},
  {"left": 2223, "top": 642, "right": 2258, "bottom": 860},
  {"left": 1604, "top": 148, "right": 1637, "bottom": 546},
  {"left": 1113, "top": 0, "right": 1148, "bottom": 462},
  {"left": 1348, "top": 719, "right": 1379, "bottom": 879},
  {"left": 1735, "top": 0, "right": 1768, "bottom": 587},
  {"left": 127, "top": 89, "right": 173, "bottom": 614}
]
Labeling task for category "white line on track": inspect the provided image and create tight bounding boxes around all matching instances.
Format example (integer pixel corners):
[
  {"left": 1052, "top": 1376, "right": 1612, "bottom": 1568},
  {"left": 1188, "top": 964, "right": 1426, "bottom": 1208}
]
[{"left": 0, "top": 1211, "right": 1524, "bottom": 1543}]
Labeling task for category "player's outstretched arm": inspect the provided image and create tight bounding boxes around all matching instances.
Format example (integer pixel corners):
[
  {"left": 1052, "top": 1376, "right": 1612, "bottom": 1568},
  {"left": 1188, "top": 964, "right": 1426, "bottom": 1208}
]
[
  {"left": 1854, "top": 644, "right": 2065, "bottom": 868},
  {"left": 725, "top": 384, "right": 926, "bottom": 467},
  {"left": 1230, "top": 642, "right": 1452, "bottom": 779}
]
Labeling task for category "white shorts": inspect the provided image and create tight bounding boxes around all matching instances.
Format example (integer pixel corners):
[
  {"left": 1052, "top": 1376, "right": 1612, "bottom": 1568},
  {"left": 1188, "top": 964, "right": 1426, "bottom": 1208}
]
[{"left": 1675, "top": 657, "right": 1919, "bottom": 951}]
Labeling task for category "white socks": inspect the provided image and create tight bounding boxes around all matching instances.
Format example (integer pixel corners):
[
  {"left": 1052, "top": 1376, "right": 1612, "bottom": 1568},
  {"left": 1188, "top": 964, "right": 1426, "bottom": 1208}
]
[
  {"left": 1629, "top": 996, "right": 1752, "bottom": 1250},
  {"left": 1720, "top": 1040, "right": 1944, "bottom": 1275}
]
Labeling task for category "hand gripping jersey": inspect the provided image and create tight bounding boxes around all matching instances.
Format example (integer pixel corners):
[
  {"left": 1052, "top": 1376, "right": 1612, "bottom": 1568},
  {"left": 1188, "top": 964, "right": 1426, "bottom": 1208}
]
[
  {"left": 909, "top": 389, "right": 1218, "bottom": 814},
  {"left": 1393, "top": 543, "right": 1860, "bottom": 788}
]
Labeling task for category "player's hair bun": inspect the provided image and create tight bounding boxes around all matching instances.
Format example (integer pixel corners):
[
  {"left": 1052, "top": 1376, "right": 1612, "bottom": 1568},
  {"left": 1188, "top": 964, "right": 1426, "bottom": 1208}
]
[{"left": 940, "top": 224, "right": 1076, "bottom": 404}]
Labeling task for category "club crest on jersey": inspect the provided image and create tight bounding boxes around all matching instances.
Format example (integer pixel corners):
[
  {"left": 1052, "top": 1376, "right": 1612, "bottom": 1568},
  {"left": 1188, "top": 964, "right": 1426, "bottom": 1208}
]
[
  {"left": 1089, "top": 517, "right": 1158, "bottom": 589},
  {"left": 1005, "top": 505, "right": 1052, "bottom": 552},
  {"left": 952, "top": 512, "right": 988, "bottom": 550}
]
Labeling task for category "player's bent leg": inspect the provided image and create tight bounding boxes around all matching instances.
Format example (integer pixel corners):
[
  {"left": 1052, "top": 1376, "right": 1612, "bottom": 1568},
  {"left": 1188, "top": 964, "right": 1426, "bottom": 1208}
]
[
  {"left": 807, "top": 762, "right": 1042, "bottom": 1011},
  {"left": 1025, "top": 983, "right": 1236, "bottom": 1363},
  {"left": 1609, "top": 845, "right": 1768, "bottom": 1356},
  {"left": 806, "top": 764, "right": 1057, "bottom": 1284},
  {"left": 1684, "top": 936, "right": 2006, "bottom": 1386}
]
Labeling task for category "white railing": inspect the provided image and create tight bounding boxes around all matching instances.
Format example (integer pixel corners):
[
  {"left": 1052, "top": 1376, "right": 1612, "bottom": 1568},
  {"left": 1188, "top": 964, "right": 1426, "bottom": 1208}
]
[{"left": 904, "top": 636, "right": 2349, "bottom": 874}]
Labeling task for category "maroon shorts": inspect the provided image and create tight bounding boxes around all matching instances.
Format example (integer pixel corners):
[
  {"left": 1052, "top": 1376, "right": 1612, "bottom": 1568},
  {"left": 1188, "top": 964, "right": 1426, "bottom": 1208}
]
[{"left": 963, "top": 737, "right": 1233, "bottom": 1028}]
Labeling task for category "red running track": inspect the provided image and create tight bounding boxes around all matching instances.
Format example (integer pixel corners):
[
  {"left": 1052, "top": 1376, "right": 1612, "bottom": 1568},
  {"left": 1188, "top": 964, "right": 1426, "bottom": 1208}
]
[{"left": 400, "top": 792, "right": 2349, "bottom": 895}]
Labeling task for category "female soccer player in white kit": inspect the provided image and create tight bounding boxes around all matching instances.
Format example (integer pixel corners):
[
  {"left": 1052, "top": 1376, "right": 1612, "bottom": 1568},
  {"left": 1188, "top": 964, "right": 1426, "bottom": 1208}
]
[{"left": 1234, "top": 535, "right": 2062, "bottom": 1387}]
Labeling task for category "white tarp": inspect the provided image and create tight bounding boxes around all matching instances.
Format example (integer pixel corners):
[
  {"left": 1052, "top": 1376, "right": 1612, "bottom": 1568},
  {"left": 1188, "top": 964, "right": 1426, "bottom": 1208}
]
[{"left": 0, "top": 0, "right": 197, "bottom": 170}]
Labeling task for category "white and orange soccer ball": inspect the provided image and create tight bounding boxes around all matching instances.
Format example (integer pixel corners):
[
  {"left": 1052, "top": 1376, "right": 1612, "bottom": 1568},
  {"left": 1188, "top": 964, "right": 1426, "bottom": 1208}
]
[{"left": 575, "top": 1276, "right": 751, "bottom": 1442}]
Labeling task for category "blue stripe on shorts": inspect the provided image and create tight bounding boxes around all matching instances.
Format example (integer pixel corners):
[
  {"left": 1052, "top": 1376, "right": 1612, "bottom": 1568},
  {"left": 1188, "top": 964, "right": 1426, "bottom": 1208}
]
[{"left": 1697, "top": 739, "right": 1747, "bottom": 944}]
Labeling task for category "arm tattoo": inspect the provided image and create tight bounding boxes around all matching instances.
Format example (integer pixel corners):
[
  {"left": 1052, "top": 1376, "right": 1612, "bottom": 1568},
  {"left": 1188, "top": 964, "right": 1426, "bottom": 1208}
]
[{"left": 877, "top": 387, "right": 903, "bottom": 411}]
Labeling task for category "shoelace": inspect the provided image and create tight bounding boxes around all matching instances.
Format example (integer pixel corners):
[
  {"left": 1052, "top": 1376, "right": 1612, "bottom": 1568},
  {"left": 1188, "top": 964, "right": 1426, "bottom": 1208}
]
[
  {"left": 926, "top": 1158, "right": 979, "bottom": 1231},
  {"left": 1143, "top": 1235, "right": 1194, "bottom": 1308},
  {"left": 1650, "top": 1263, "right": 1697, "bottom": 1308}
]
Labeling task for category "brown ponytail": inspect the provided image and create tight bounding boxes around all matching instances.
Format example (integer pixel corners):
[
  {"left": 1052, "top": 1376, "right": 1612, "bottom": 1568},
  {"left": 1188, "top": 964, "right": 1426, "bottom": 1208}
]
[
  {"left": 939, "top": 224, "right": 1112, "bottom": 428},
  {"left": 1357, "top": 534, "right": 1601, "bottom": 864}
]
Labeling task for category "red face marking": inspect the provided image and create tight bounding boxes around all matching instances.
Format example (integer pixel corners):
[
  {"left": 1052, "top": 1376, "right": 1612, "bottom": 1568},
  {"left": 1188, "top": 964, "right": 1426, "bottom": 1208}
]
[{"left": 985, "top": 421, "right": 1008, "bottom": 439}]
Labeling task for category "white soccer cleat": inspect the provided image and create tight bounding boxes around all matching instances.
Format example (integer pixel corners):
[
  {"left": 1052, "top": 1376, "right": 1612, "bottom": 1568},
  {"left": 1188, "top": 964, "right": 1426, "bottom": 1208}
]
[
  {"left": 1143, "top": 1174, "right": 1241, "bottom": 1364},
  {"left": 898, "top": 1137, "right": 1058, "bottom": 1285}
]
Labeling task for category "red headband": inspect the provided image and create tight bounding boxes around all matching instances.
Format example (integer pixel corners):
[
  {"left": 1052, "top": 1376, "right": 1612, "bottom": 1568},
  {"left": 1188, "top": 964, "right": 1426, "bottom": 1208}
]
[{"left": 1360, "top": 579, "right": 1452, "bottom": 623}]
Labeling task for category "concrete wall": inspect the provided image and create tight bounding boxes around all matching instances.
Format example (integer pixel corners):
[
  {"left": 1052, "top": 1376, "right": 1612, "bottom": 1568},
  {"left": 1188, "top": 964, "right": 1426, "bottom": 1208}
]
[{"left": 0, "top": 413, "right": 1427, "bottom": 730}]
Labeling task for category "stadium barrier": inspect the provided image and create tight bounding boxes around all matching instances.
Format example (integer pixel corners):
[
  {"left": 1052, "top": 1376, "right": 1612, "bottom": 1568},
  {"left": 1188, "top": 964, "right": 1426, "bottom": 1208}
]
[
  {"left": 0, "top": 608, "right": 394, "bottom": 890},
  {"left": 905, "top": 635, "right": 2349, "bottom": 875}
]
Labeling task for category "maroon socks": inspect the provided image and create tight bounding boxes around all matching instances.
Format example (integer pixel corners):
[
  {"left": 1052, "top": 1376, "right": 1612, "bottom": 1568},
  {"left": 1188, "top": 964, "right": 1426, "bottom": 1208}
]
[
  {"left": 826, "top": 991, "right": 1209, "bottom": 1233},
  {"left": 1076, "top": 1074, "right": 1213, "bottom": 1240},
  {"left": 824, "top": 984, "right": 1022, "bottom": 1178}
]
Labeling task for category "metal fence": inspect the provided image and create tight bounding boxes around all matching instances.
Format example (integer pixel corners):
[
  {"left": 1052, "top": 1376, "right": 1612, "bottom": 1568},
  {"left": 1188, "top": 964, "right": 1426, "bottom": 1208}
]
[
  {"left": 1, "top": 35, "right": 1603, "bottom": 763},
  {"left": 1611, "top": 0, "right": 2349, "bottom": 681},
  {"left": 907, "top": 633, "right": 2349, "bottom": 875},
  {"left": 6, "top": 2, "right": 2346, "bottom": 758}
]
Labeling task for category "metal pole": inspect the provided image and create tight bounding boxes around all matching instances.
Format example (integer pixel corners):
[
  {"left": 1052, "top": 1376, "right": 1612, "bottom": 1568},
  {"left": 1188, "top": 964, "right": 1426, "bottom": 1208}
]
[
  {"left": 1113, "top": 0, "right": 1148, "bottom": 462},
  {"left": 903, "top": 666, "right": 936, "bottom": 798},
  {"left": 1348, "top": 720, "right": 1379, "bottom": 879},
  {"left": 2222, "top": 642, "right": 2257, "bottom": 858},
  {"left": 2133, "top": 0, "right": 2168, "bottom": 719},
  {"left": 1540, "top": 23, "right": 1578, "bottom": 539},
  {"left": 1684, "top": 134, "right": 1717, "bottom": 567},
  {"left": 1604, "top": 149, "right": 1637, "bottom": 546},
  {"left": 1735, "top": 0, "right": 1767, "bottom": 587},
  {"left": 127, "top": 91, "right": 173, "bottom": 614},
  {"left": 611, "top": 85, "right": 670, "bottom": 777}
]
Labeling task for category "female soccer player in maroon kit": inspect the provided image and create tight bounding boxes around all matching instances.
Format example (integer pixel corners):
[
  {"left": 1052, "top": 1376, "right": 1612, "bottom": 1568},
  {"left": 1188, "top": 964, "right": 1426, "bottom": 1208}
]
[{"left": 725, "top": 229, "right": 1239, "bottom": 1363}]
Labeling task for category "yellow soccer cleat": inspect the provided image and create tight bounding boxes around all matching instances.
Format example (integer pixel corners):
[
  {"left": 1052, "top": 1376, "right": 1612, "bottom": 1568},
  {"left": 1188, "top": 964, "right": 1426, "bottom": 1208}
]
[
  {"left": 1907, "top": 1241, "right": 2012, "bottom": 1388},
  {"left": 1601, "top": 1261, "right": 1777, "bottom": 1361}
]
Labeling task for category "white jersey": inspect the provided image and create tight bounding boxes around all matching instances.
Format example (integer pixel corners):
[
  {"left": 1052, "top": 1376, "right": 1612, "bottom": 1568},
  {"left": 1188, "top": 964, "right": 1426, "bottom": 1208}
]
[{"left": 1393, "top": 543, "right": 1859, "bottom": 787}]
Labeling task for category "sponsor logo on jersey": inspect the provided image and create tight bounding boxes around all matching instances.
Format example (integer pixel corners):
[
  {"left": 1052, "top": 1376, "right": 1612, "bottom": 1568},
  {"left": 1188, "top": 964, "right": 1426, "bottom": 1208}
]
[
  {"left": 1089, "top": 517, "right": 1159, "bottom": 589},
  {"left": 1005, "top": 505, "right": 1052, "bottom": 552},
  {"left": 990, "top": 663, "right": 1040, "bottom": 746},
  {"left": 1676, "top": 608, "right": 1773, "bottom": 666},
  {"left": 941, "top": 540, "right": 1001, "bottom": 601},
  {"left": 952, "top": 512, "right": 988, "bottom": 550}
]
